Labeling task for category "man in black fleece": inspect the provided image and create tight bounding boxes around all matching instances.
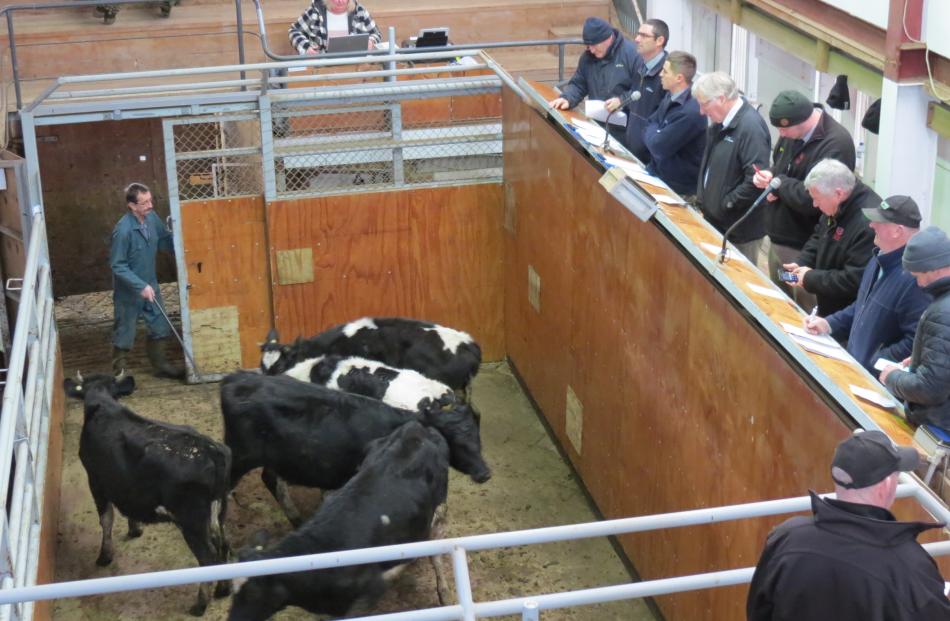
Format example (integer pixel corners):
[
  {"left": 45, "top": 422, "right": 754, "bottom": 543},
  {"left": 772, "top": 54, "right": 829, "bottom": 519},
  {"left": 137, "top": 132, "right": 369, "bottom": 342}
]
[
  {"left": 753, "top": 90, "right": 856, "bottom": 305},
  {"left": 881, "top": 226, "right": 950, "bottom": 432},
  {"left": 782, "top": 158, "right": 875, "bottom": 315},
  {"left": 747, "top": 430, "right": 950, "bottom": 621}
]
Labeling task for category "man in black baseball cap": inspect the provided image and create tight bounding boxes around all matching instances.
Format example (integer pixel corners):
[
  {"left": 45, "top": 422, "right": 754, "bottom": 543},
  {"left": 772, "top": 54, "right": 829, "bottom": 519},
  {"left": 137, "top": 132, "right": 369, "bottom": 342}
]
[
  {"left": 804, "top": 194, "right": 928, "bottom": 372},
  {"left": 747, "top": 430, "right": 949, "bottom": 621},
  {"left": 752, "top": 89, "right": 857, "bottom": 305}
]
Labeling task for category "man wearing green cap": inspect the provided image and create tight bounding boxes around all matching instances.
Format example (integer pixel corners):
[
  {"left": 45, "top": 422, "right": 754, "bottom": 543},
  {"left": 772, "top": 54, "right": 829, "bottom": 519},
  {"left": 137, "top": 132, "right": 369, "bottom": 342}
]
[
  {"left": 752, "top": 90, "right": 856, "bottom": 306},
  {"left": 881, "top": 225, "right": 950, "bottom": 433}
]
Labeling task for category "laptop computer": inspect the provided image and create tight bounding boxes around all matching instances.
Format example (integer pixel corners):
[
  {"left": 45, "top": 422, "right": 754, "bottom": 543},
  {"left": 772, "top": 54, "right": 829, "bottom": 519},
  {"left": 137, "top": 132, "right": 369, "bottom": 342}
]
[{"left": 326, "top": 33, "right": 371, "bottom": 54}]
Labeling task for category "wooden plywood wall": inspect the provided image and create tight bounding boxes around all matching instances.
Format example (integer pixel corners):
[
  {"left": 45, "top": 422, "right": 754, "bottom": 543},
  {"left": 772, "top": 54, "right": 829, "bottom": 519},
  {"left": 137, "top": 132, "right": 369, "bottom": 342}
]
[
  {"left": 180, "top": 196, "right": 271, "bottom": 371},
  {"left": 267, "top": 184, "right": 504, "bottom": 360},
  {"left": 501, "top": 88, "right": 865, "bottom": 620}
]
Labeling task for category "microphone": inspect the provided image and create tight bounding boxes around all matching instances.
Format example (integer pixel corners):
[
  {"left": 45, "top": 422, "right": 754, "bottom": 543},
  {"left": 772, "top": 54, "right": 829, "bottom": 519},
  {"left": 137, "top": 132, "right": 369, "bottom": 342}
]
[
  {"left": 602, "top": 90, "right": 641, "bottom": 151},
  {"left": 718, "top": 176, "right": 781, "bottom": 264}
]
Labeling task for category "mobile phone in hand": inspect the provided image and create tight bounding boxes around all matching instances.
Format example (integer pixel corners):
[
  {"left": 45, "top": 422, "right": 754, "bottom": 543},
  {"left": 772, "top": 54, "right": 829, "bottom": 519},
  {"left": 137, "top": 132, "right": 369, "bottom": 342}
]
[{"left": 777, "top": 269, "right": 798, "bottom": 283}]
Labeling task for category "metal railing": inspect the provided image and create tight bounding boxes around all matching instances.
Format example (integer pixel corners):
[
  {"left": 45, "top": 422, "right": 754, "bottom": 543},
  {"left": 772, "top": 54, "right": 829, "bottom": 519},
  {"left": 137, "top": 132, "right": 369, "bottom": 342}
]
[
  {"left": 0, "top": 0, "right": 249, "bottom": 110},
  {"left": 0, "top": 477, "right": 946, "bottom": 619},
  {"left": 0, "top": 209, "right": 58, "bottom": 621},
  {"left": 2, "top": 0, "right": 584, "bottom": 110}
]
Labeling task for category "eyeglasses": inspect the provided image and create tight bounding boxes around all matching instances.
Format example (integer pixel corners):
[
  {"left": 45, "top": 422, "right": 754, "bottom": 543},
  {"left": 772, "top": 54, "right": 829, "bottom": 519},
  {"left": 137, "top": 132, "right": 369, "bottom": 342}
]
[{"left": 636, "top": 31, "right": 657, "bottom": 39}]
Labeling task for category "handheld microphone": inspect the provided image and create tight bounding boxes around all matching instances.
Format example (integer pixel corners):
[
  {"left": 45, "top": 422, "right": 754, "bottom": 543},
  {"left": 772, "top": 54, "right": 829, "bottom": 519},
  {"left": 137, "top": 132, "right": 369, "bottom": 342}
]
[
  {"left": 718, "top": 176, "right": 781, "bottom": 264},
  {"left": 602, "top": 90, "right": 641, "bottom": 151}
]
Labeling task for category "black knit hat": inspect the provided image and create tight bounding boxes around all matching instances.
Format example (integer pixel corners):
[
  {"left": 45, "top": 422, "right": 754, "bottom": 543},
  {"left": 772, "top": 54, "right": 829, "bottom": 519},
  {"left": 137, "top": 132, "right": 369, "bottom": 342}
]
[
  {"left": 862, "top": 99, "right": 881, "bottom": 134},
  {"left": 831, "top": 430, "right": 919, "bottom": 489},
  {"left": 582, "top": 17, "right": 613, "bottom": 45},
  {"left": 769, "top": 90, "right": 814, "bottom": 128},
  {"left": 826, "top": 75, "right": 850, "bottom": 110}
]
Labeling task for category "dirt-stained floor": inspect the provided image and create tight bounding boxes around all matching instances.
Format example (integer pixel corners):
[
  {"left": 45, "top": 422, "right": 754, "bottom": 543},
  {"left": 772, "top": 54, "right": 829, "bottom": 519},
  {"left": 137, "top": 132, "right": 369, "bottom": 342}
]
[{"left": 52, "top": 291, "right": 655, "bottom": 621}]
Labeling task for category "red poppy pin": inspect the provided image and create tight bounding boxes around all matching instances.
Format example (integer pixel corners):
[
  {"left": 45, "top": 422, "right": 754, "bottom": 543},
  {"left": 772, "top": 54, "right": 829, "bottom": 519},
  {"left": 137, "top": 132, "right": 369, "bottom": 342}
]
[{"left": 833, "top": 226, "right": 844, "bottom": 241}]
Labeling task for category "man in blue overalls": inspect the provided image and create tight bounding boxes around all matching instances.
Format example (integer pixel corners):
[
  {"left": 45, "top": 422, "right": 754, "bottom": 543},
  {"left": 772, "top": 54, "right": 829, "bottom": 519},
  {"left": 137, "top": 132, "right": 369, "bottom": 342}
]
[{"left": 110, "top": 182, "right": 185, "bottom": 379}]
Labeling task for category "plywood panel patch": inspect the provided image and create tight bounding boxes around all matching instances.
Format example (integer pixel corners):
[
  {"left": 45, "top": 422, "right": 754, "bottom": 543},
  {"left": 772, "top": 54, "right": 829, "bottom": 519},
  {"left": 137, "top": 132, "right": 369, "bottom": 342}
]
[
  {"left": 566, "top": 384, "right": 582, "bottom": 455},
  {"left": 191, "top": 305, "right": 242, "bottom": 373},
  {"left": 276, "top": 247, "right": 314, "bottom": 285},
  {"left": 528, "top": 264, "right": 541, "bottom": 313}
]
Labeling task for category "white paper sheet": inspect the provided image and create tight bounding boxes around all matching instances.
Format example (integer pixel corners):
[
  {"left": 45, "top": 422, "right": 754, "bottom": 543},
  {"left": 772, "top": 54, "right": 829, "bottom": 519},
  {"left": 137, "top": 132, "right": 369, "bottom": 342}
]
[
  {"left": 746, "top": 282, "right": 787, "bottom": 300},
  {"left": 849, "top": 384, "right": 897, "bottom": 409},
  {"left": 569, "top": 118, "right": 624, "bottom": 151},
  {"left": 700, "top": 241, "right": 746, "bottom": 263},
  {"left": 584, "top": 99, "right": 628, "bottom": 126},
  {"left": 790, "top": 334, "right": 853, "bottom": 362},
  {"left": 873, "top": 357, "right": 907, "bottom": 372},
  {"left": 781, "top": 322, "right": 840, "bottom": 349}
]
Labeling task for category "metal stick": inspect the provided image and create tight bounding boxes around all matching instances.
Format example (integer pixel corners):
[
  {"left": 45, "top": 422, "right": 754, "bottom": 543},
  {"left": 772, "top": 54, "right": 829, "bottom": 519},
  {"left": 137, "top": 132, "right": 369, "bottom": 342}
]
[{"left": 151, "top": 300, "right": 201, "bottom": 377}]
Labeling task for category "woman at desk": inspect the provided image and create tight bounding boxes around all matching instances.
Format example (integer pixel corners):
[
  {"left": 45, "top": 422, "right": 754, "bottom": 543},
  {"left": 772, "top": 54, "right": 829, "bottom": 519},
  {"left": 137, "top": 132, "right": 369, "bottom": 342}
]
[{"left": 289, "top": 0, "right": 382, "bottom": 55}]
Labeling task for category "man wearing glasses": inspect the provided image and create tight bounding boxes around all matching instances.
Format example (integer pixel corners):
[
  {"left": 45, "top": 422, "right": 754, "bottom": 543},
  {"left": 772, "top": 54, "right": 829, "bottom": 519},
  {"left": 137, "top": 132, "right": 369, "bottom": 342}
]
[
  {"left": 622, "top": 19, "right": 670, "bottom": 164},
  {"left": 109, "top": 183, "right": 185, "bottom": 380},
  {"left": 548, "top": 17, "right": 638, "bottom": 143}
]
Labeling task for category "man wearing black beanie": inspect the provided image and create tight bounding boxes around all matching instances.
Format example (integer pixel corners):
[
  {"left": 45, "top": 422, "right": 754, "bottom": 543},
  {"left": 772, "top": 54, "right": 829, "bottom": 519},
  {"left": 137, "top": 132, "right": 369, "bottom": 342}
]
[
  {"left": 548, "top": 16, "right": 638, "bottom": 143},
  {"left": 881, "top": 225, "right": 950, "bottom": 433},
  {"left": 752, "top": 90, "right": 856, "bottom": 308}
]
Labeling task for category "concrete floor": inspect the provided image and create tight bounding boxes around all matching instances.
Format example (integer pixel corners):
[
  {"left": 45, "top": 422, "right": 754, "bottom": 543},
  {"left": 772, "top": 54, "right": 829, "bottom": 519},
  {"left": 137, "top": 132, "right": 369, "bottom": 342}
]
[{"left": 52, "top": 301, "right": 655, "bottom": 620}]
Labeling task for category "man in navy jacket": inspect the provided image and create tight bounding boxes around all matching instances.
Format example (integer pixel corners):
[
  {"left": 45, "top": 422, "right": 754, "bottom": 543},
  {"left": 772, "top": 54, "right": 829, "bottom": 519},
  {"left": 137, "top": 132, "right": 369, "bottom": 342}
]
[
  {"left": 642, "top": 51, "right": 706, "bottom": 197},
  {"left": 804, "top": 196, "right": 929, "bottom": 372},
  {"left": 548, "top": 17, "right": 637, "bottom": 143},
  {"left": 622, "top": 18, "right": 669, "bottom": 163}
]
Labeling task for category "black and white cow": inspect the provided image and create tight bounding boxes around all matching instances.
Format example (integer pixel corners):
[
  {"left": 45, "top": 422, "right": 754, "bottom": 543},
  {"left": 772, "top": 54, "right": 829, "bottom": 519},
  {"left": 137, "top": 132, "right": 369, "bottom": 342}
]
[
  {"left": 228, "top": 421, "right": 450, "bottom": 621},
  {"left": 220, "top": 372, "right": 490, "bottom": 524},
  {"left": 63, "top": 372, "right": 231, "bottom": 617},
  {"left": 259, "top": 317, "right": 482, "bottom": 399},
  {"left": 282, "top": 353, "right": 461, "bottom": 413}
]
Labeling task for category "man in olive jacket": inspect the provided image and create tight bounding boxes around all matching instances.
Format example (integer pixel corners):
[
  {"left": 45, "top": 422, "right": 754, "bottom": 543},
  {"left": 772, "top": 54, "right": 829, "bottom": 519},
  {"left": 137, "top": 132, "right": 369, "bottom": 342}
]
[
  {"left": 692, "top": 71, "right": 771, "bottom": 262},
  {"left": 782, "top": 159, "right": 875, "bottom": 315},
  {"left": 881, "top": 226, "right": 950, "bottom": 432},
  {"left": 747, "top": 430, "right": 950, "bottom": 621}
]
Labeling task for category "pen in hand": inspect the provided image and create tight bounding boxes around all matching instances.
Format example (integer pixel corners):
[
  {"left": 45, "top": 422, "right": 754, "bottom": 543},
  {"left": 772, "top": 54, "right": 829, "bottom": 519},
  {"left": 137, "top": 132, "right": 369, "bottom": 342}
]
[{"left": 809, "top": 305, "right": 818, "bottom": 319}]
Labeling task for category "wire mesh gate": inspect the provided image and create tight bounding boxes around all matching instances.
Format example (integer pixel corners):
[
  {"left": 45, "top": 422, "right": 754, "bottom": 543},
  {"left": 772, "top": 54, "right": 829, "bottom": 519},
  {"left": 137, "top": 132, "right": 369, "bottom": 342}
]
[{"left": 161, "top": 72, "right": 503, "bottom": 379}]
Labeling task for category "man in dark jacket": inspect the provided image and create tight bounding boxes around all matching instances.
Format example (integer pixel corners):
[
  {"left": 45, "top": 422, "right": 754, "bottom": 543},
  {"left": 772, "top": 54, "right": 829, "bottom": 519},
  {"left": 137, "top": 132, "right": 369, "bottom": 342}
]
[
  {"left": 782, "top": 159, "right": 875, "bottom": 315},
  {"left": 753, "top": 90, "right": 856, "bottom": 304},
  {"left": 622, "top": 18, "right": 669, "bottom": 163},
  {"left": 882, "top": 226, "right": 950, "bottom": 432},
  {"left": 747, "top": 429, "right": 950, "bottom": 621},
  {"left": 641, "top": 51, "right": 705, "bottom": 197},
  {"left": 548, "top": 17, "right": 637, "bottom": 143},
  {"left": 803, "top": 196, "right": 929, "bottom": 372},
  {"left": 692, "top": 71, "right": 772, "bottom": 262}
]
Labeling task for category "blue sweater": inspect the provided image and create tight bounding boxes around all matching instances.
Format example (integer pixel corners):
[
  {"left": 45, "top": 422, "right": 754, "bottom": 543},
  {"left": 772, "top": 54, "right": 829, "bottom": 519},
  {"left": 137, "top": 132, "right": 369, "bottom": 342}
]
[
  {"left": 826, "top": 246, "right": 930, "bottom": 372},
  {"left": 643, "top": 88, "right": 706, "bottom": 195}
]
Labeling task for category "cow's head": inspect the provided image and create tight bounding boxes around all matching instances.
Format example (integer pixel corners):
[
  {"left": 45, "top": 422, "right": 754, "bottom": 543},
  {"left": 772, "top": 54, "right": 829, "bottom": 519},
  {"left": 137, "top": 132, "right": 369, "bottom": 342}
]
[
  {"left": 422, "top": 404, "right": 491, "bottom": 483},
  {"left": 259, "top": 328, "right": 293, "bottom": 375},
  {"left": 63, "top": 370, "right": 136, "bottom": 400}
]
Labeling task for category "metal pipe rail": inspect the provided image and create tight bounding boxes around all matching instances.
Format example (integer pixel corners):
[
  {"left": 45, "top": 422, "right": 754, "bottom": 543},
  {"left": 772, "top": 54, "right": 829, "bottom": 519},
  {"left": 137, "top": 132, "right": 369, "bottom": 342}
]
[
  {"left": 24, "top": 49, "right": 486, "bottom": 113},
  {"left": 248, "top": 0, "right": 581, "bottom": 82},
  {"left": 0, "top": 209, "right": 57, "bottom": 621},
  {"left": 0, "top": 0, "right": 249, "bottom": 110},
  {"left": 0, "top": 482, "right": 946, "bottom": 620}
]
